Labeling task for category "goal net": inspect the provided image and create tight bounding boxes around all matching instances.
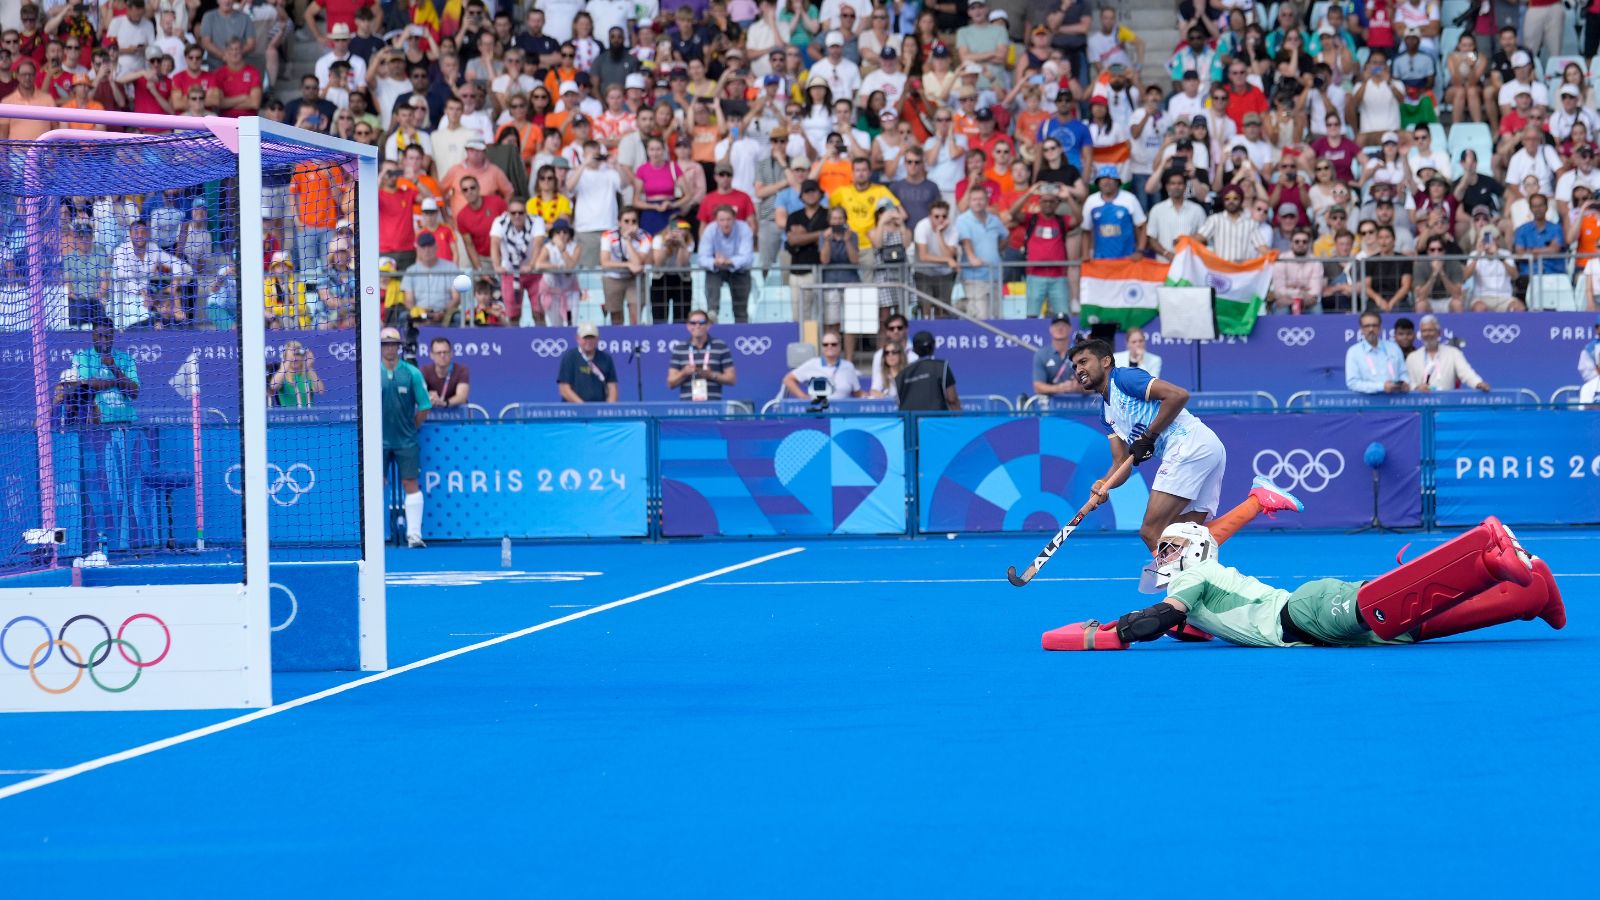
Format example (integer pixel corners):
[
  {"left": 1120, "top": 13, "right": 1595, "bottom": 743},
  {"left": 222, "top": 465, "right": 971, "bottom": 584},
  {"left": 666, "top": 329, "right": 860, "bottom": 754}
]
[{"left": 0, "top": 113, "right": 382, "bottom": 711}]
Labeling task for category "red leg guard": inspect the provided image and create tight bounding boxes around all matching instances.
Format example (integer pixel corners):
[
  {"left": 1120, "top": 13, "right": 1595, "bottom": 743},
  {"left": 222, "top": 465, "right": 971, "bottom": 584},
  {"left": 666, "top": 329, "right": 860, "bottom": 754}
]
[
  {"left": 1042, "top": 620, "right": 1129, "bottom": 651},
  {"left": 1357, "top": 517, "right": 1533, "bottom": 640},
  {"left": 1415, "top": 558, "right": 1567, "bottom": 641}
]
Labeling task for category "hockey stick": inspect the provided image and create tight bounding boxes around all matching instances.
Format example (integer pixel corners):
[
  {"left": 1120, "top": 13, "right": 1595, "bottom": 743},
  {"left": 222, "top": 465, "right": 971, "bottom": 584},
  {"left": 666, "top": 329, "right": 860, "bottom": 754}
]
[{"left": 1006, "top": 456, "right": 1135, "bottom": 587}]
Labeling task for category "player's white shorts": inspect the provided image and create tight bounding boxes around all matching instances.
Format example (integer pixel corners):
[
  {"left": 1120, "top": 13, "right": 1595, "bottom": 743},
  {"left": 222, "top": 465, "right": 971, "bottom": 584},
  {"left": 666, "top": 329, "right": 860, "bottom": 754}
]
[{"left": 1151, "top": 424, "right": 1226, "bottom": 516}]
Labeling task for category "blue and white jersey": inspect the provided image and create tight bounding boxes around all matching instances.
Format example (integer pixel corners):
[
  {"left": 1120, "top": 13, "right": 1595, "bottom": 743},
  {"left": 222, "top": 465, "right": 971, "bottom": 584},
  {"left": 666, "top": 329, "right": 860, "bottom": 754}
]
[{"left": 1100, "top": 365, "right": 1204, "bottom": 460}]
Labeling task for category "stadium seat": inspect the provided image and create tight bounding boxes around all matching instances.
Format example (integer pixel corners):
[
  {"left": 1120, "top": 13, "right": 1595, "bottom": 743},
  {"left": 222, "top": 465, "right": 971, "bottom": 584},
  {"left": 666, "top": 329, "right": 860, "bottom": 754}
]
[
  {"left": 1448, "top": 122, "right": 1494, "bottom": 174},
  {"left": 1531, "top": 274, "right": 1580, "bottom": 311},
  {"left": 1309, "top": 1, "right": 1330, "bottom": 29},
  {"left": 1547, "top": 56, "right": 1589, "bottom": 81}
]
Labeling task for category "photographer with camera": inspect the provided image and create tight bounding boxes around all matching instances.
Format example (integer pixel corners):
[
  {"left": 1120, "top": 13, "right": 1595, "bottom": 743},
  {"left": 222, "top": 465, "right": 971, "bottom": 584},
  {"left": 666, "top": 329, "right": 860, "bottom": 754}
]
[
  {"left": 1462, "top": 225, "right": 1524, "bottom": 312},
  {"left": 783, "top": 333, "right": 863, "bottom": 405}
]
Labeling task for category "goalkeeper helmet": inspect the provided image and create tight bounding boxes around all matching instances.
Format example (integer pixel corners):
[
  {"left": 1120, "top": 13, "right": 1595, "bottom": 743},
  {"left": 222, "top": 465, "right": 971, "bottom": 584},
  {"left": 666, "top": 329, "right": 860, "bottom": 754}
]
[{"left": 1138, "top": 522, "right": 1218, "bottom": 593}]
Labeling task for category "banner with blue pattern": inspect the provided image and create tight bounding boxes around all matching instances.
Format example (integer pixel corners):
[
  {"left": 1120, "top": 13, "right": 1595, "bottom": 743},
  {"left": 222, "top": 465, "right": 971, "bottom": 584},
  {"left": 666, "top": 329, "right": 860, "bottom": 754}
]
[{"left": 659, "top": 418, "right": 906, "bottom": 536}]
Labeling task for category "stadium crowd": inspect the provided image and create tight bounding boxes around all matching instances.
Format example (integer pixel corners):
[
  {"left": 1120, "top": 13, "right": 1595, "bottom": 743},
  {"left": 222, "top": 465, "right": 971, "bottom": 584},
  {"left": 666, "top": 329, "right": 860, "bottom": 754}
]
[{"left": 4, "top": 0, "right": 1600, "bottom": 337}]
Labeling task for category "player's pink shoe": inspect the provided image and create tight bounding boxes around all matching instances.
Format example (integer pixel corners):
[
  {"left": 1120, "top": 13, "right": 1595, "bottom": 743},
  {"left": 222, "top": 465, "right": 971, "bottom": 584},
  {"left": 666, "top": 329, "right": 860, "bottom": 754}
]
[{"left": 1249, "top": 476, "right": 1304, "bottom": 517}]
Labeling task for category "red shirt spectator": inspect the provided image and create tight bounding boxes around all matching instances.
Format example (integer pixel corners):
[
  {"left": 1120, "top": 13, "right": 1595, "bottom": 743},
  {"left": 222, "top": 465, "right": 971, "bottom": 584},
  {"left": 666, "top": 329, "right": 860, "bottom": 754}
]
[
  {"left": 955, "top": 176, "right": 1000, "bottom": 208},
  {"left": 696, "top": 181, "right": 756, "bottom": 225},
  {"left": 378, "top": 172, "right": 418, "bottom": 256},
  {"left": 1222, "top": 70, "right": 1269, "bottom": 131},
  {"left": 456, "top": 192, "right": 510, "bottom": 258},
  {"left": 128, "top": 67, "right": 173, "bottom": 116},
  {"left": 1020, "top": 204, "right": 1073, "bottom": 278},
  {"left": 211, "top": 41, "right": 261, "bottom": 119},
  {"left": 171, "top": 58, "right": 215, "bottom": 107}
]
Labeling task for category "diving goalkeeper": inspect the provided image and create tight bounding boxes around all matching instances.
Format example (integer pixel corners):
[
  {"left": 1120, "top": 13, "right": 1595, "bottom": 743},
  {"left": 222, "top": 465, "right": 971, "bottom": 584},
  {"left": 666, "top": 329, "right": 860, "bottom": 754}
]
[{"left": 1044, "top": 516, "right": 1565, "bottom": 650}]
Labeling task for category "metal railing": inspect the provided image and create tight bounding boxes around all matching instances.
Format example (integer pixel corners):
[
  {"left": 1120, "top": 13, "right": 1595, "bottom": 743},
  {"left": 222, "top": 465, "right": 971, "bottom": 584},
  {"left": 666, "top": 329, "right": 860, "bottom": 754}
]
[
  {"left": 385, "top": 249, "right": 1594, "bottom": 329},
  {"left": 759, "top": 395, "right": 1015, "bottom": 414},
  {"left": 1022, "top": 391, "right": 1279, "bottom": 412},
  {"left": 1284, "top": 388, "right": 1544, "bottom": 408}
]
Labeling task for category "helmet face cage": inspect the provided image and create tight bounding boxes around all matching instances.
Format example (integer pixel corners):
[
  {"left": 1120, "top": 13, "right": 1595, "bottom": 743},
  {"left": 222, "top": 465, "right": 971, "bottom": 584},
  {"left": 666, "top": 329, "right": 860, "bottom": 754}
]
[{"left": 1140, "top": 523, "right": 1216, "bottom": 592}]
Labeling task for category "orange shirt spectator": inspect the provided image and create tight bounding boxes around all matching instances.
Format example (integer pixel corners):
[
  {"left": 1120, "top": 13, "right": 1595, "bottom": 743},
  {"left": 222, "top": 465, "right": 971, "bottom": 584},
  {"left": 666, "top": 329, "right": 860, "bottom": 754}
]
[
  {"left": 817, "top": 156, "right": 853, "bottom": 194},
  {"left": 0, "top": 65, "right": 58, "bottom": 140},
  {"left": 58, "top": 77, "right": 104, "bottom": 129},
  {"left": 291, "top": 161, "right": 349, "bottom": 232}
]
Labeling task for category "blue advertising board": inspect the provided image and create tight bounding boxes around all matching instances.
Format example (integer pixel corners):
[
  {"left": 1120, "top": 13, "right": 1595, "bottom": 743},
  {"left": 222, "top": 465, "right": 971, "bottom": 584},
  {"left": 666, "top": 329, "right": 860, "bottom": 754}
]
[
  {"left": 1433, "top": 410, "right": 1600, "bottom": 526},
  {"left": 659, "top": 417, "right": 906, "bottom": 536},
  {"left": 418, "top": 421, "right": 650, "bottom": 539},
  {"left": 917, "top": 412, "right": 1422, "bottom": 533},
  {"left": 917, "top": 416, "right": 1148, "bottom": 533}
]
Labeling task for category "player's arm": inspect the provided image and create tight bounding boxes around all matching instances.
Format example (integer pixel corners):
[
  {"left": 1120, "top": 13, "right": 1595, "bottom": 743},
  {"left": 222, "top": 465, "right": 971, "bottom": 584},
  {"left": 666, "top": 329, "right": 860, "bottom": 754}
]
[
  {"left": 1044, "top": 600, "right": 1191, "bottom": 651},
  {"left": 1132, "top": 378, "right": 1190, "bottom": 460}
]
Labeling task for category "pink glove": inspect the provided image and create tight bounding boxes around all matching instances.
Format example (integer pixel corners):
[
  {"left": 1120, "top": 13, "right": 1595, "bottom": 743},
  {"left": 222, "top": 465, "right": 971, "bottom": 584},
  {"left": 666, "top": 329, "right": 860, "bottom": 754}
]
[{"left": 1042, "top": 620, "right": 1129, "bottom": 651}]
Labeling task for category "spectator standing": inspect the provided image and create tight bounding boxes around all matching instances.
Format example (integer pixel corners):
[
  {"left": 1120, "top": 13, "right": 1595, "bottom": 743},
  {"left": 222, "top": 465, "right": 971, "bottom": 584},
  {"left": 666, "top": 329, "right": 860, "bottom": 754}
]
[
  {"left": 380, "top": 326, "right": 431, "bottom": 548},
  {"left": 314, "top": 22, "right": 367, "bottom": 90},
  {"left": 668, "top": 310, "right": 738, "bottom": 401},
  {"left": 956, "top": 2, "right": 1010, "bottom": 90},
  {"left": 896, "top": 330, "right": 961, "bottom": 411},
  {"left": 1145, "top": 169, "right": 1207, "bottom": 262},
  {"left": 599, "top": 208, "right": 652, "bottom": 325},
  {"left": 785, "top": 179, "right": 830, "bottom": 321},
  {"left": 0, "top": 59, "right": 56, "bottom": 140},
  {"left": 1463, "top": 227, "right": 1523, "bottom": 311},
  {"left": 1407, "top": 315, "right": 1491, "bottom": 393},
  {"left": 423, "top": 337, "right": 471, "bottom": 410},
  {"left": 1514, "top": 193, "right": 1567, "bottom": 282},
  {"left": 209, "top": 38, "right": 261, "bottom": 119},
  {"left": 1411, "top": 236, "right": 1466, "bottom": 312},
  {"left": 955, "top": 188, "right": 1008, "bottom": 318},
  {"left": 698, "top": 162, "right": 757, "bottom": 227},
  {"left": 1270, "top": 228, "right": 1324, "bottom": 314},
  {"left": 1345, "top": 310, "right": 1409, "bottom": 394},
  {"left": 558, "top": 323, "right": 619, "bottom": 404},
  {"left": 923, "top": 104, "right": 969, "bottom": 194},
  {"left": 890, "top": 146, "right": 941, "bottom": 229},
  {"left": 818, "top": 205, "right": 859, "bottom": 339},
  {"left": 698, "top": 205, "right": 757, "bottom": 323},
  {"left": 1363, "top": 225, "right": 1413, "bottom": 312},
  {"left": 377, "top": 165, "right": 417, "bottom": 269},
  {"left": 401, "top": 233, "right": 463, "bottom": 325},
  {"left": 830, "top": 157, "right": 899, "bottom": 261},
  {"left": 1577, "top": 318, "right": 1600, "bottom": 406},
  {"left": 1197, "top": 184, "right": 1266, "bottom": 262},
  {"left": 913, "top": 198, "right": 962, "bottom": 317},
  {"left": 567, "top": 141, "right": 633, "bottom": 266},
  {"left": 1080, "top": 166, "right": 1145, "bottom": 260},
  {"left": 453, "top": 175, "right": 509, "bottom": 273},
  {"left": 1009, "top": 182, "right": 1073, "bottom": 317},
  {"left": 535, "top": 219, "right": 582, "bottom": 327},
  {"left": 490, "top": 201, "right": 544, "bottom": 325}
]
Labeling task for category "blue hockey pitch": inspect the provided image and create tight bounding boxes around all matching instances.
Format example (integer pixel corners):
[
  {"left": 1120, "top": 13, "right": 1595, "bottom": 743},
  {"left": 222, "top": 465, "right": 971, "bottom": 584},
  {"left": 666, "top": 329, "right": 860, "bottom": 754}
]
[{"left": 1, "top": 529, "right": 1594, "bottom": 896}]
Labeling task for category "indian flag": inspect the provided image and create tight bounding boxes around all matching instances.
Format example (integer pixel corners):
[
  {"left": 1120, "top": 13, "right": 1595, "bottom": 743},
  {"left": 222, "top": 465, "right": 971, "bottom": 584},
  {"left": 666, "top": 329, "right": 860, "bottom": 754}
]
[
  {"left": 1166, "top": 237, "right": 1278, "bottom": 335},
  {"left": 1078, "top": 257, "right": 1169, "bottom": 330}
]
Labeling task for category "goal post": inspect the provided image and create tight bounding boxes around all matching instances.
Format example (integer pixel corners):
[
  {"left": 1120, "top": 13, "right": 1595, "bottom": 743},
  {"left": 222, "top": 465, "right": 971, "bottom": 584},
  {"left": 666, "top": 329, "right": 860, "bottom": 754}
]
[{"left": 0, "top": 108, "right": 382, "bottom": 711}]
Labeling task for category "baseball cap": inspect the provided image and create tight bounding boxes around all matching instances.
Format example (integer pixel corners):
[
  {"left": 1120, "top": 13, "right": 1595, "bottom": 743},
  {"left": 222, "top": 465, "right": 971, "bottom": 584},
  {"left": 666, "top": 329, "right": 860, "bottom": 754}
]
[
  {"left": 911, "top": 330, "right": 936, "bottom": 355},
  {"left": 880, "top": 46, "right": 897, "bottom": 59},
  {"left": 465, "top": 138, "right": 486, "bottom": 150},
  {"left": 1190, "top": 114, "right": 1208, "bottom": 126},
  {"left": 1182, "top": 69, "right": 1199, "bottom": 80},
  {"left": 1095, "top": 165, "right": 1120, "bottom": 182},
  {"left": 763, "top": 73, "right": 781, "bottom": 86},
  {"left": 574, "top": 73, "right": 591, "bottom": 87},
  {"left": 408, "top": 95, "right": 429, "bottom": 110},
  {"left": 421, "top": 198, "right": 439, "bottom": 212},
  {"left": 559, "top": 80, "right": 579, "bottom": 94},
  {"left": 975, "top": 107, "right": 993, "bottom": 121},
  {"left": 800, "top": 178, "right": 821, "bottom": 193},
  {"left": 1511, "top": 50, "right": 1532, "bottom": 68},
  {"left": 380, "top": 327, "right": 403, "bottom": 343},
  {"left": 1049, "top": 312, "right": 1072, "bottom": 326},
  {"left": 145, "top": 45, "right": 165, "bottom": 60},
  {"left": 1471, "top": 205, "right": 1493, "bottom": 218},
  {"left": 1328, "top": 205, "right": 1347, "bottom": 216},
  {"left": 988, "top": 9, "right": 1008, "bottom": 21},
  {"left": 880, "top": 107, "right": 898, "bottom": 121},
  {"left": 624, "top": 73, "right": 647, "bottom": 91},
  {"left": 714, "top": 162, "right": 733, "bottom": 174},
  {"left": 960, "top": 62, "right": 983, "bottom": 77},
  {"left": 1089, "top": 95, "right": 1108, "bottom": 107},
  {"left": 1381, "top": 131, "right": 1399, "bottom": 144},
  {"left": 825, "top": 31, "right": 844, "bottom": 47},
  {"left": 1277, "top": 203, "right": 1298, "bottom": 217},
  {"left": 1242, "top": 112, "right": 1262, "bottom": 125},
  {"left": 931, "top": 43, "right": 951, "bottom": 59},
  {"left": 415, "top": 232, "right": 436, "bottom": 247},
  {"left": 1561, "top": 84, "right": 1582, "bottom": 98},
  {"left": 576, "top": 322, "right": 600, "bottom": 339},
  {"left": 788, "top": 155, "right": 809, "bottom": 169}
]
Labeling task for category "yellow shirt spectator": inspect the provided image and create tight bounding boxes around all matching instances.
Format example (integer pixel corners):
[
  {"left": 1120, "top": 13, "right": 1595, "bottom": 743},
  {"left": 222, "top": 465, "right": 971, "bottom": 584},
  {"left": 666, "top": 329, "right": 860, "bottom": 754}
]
[{"left": 828, "top": 182, "right": 898, "bottom": 249}]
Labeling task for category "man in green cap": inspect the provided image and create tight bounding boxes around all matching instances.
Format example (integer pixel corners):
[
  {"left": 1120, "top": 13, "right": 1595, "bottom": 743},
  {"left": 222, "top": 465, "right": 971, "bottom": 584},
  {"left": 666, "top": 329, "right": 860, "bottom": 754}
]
[{"left": 381, "top": 325, "right": 432, "bottom": 547}]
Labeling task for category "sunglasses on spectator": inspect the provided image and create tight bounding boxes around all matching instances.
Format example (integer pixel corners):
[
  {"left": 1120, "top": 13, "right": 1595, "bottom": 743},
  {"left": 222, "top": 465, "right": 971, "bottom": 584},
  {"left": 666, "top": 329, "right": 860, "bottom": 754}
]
[
  {"left": 886, "top": 323, "right": 906, "bottom": 331},
  {"left": 821, "top": 340, "right": 840, "bottom": 347},
  {"left": 688, "top": 318, "right": 709, "bottom": 325}
]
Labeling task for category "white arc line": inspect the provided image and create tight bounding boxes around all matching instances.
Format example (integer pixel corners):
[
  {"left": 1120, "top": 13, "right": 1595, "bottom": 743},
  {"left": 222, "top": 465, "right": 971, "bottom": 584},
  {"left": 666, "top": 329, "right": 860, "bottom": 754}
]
[{"left": 0, "top": 547, "right": 805, "bottom": 803}]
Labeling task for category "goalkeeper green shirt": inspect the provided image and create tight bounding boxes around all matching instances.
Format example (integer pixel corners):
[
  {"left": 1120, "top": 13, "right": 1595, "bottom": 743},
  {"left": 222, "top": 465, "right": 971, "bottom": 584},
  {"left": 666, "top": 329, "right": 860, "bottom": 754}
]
[
  {"left": 380, "top": 358, "right": 432, "bottom": 450},
  {"left": 1164, "top": 560, "right": 1408, "bottom": 648}
]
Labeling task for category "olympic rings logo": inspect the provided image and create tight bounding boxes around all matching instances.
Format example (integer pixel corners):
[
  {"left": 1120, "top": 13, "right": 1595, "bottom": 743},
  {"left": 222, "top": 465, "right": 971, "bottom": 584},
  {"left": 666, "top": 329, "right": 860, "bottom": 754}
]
[
  {"left": 1277, "top": 327, "right": 1315, "bottom": 347},
  {"left": 1252, "top": 448, "right": 1346, "bottom": 493},
  {"left": 1482, "top": 324, "right": 1521, "bottom": 344},
  {"left": 2, "top": 613, "right": 170, "bottom": 694},
  {"left": 529, "top": 338, "right": 570, "bottom": 358},
  {"left": 327, "top": 341, "right": 357, "bottom": 362},
  {"left": 734, "top": 336, "right": 772, "bottom": 355},
  {"left": 223, "top": 462, "right": 317, "bottom": 506},
  {"left": 124, "top": 344, "right": 163, "bottom": 363}
]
